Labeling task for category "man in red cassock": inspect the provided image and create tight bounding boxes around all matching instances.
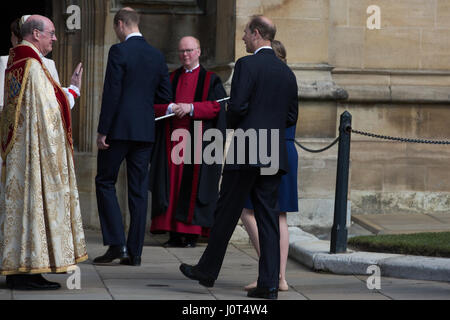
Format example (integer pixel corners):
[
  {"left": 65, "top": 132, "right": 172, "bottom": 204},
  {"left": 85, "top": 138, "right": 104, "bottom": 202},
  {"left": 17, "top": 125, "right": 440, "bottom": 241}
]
[{"left": 149, "top": 36, "right": 227, "bottom": 247}]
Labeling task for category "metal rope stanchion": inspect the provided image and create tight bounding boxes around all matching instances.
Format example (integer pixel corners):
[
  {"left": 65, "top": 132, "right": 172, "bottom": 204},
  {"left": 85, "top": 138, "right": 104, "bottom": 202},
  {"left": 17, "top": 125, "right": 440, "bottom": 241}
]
[{"left": 330, "top": 111, "right": 352, "bottom": 254}]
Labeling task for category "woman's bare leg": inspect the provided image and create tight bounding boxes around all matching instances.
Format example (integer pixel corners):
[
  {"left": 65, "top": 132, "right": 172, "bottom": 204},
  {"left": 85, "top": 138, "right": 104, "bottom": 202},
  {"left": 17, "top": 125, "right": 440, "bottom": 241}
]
[{"left": 279, "top": 212, "right": 289, "bottom": 291}]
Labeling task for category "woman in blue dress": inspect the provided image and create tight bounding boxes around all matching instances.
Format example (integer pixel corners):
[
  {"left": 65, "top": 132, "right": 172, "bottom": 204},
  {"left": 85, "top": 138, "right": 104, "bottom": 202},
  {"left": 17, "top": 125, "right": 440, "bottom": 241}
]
[{"left": 240, "top": 40, "right": 298, "bottom": 292}]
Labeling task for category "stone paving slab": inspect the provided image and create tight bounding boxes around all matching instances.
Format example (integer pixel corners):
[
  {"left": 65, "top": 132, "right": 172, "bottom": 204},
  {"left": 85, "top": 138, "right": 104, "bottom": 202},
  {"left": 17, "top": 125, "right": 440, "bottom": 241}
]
[
  {"left": 0, "top": 230, "right": 449, "bottom": 301},
  {"left": 0, "top": 289, "right": 12, "bottom": 300},
  {"left": 103, "top": 278, "right": 214, "bottom": 300},
  {"left": 351, "top": 213, "right": 450, "bottom": 234},
  {"left": 370, "top": 277, "right": 450, "bottom": 300},
  {"left": 293, "top": 282, "right": 390, "bottom": 300},
  {"left": 12, "top": 289, "right": 112, "bottom": 300},
  {"left": 430, "top": 214, "right": 450, "bottom": 224}
]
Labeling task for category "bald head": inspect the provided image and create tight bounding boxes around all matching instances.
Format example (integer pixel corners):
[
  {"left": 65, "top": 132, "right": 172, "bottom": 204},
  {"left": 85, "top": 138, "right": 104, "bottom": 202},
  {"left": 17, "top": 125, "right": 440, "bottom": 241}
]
[
  {"left": 179, "top": 36, "right": 200, "bottom": 50},
  {"left": 242, "top": 15, "right": 276, "bottom": 53},
  {"left": 21, "top": 15, "right": 44, "bottom": 38},
  {"left": 248, "top": 15, "right": 276, "bottom": 41},
  {"left": 21, "top": 15, "right": 56, "bottom": 56},
  {"left": 178, "top": 36, "right": 201, "bottom": 70}
]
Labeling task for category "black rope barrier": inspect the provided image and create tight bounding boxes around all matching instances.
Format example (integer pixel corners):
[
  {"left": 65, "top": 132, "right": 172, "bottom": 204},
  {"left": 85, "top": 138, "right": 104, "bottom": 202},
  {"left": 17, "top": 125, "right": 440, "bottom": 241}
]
[
  {"left": 351, "top": 129, "right": 450, "bottom": 145},
  {"left": 293, "top": 115, "right": 450, "bottom": 254},
  {"left": 294, "top": 136, "right": 339, "bottom": 153}
]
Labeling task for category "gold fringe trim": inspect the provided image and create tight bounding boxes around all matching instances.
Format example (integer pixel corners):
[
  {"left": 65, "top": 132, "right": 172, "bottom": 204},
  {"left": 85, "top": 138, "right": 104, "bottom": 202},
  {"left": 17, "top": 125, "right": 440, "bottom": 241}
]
[{"left": 0, "top": 254, "right": 89, "bottom": 275}]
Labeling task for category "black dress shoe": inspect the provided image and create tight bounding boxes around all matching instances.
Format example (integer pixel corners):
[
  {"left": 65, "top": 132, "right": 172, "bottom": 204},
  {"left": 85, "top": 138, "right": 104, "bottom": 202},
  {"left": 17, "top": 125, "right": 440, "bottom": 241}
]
[
  {"left": 119, "top": 255, "right": 141, "bottom": 266},
  {"left": 184, "top": 234, "right": 198, "bottom": 248},
  {"left": 247, "top": 287, "right": 278, "bottom": 300},
  {"left": 179, "top": 263, "right": 214, "bottom": 287},
  {"left": 163, "top": 239, "right": 186, "bottom": 248},
  {"left": 184, "top": 241, "right": 197, "bottom": 248},
  {"left": 93, "top": 245, "right": 129, "bottom": 264},
  {"left": 6, "top": 274, "right": 61, "bottom": 290}
]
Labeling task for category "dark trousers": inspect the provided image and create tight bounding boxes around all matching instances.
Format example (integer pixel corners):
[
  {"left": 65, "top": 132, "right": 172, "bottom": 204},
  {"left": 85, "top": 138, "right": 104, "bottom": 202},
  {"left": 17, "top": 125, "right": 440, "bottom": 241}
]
[
  {"left": 95, "top": 140, "right": 153, "bottom": 257},
  {"left": 197, "top": 168, "right": 282, "bottom": 288}
]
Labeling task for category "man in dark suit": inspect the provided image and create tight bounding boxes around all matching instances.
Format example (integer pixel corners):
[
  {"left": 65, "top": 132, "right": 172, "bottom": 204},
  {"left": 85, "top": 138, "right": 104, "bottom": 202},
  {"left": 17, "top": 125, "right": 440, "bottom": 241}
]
[
  {"left": 94, "top": 7, "right": 172, "bottom": 266},
  {"left": 180, "top": 15, "right": 298, "bottom": 299}
]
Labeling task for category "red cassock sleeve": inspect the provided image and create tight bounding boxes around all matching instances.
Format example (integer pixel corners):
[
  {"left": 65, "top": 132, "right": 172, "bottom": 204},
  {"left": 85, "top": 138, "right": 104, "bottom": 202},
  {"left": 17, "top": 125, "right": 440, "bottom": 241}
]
[
  {"left": 192, "top": 101, "right": 221, "bottom": 120},
  {"left": 154, "top": 103, "right": 170, "bottom": 117}
]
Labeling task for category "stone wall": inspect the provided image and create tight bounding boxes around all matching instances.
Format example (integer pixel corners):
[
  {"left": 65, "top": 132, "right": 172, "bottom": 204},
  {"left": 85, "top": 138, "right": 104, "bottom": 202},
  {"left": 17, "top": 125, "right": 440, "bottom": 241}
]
[
  {"left": 330, "top": 0, "right": 450, "bottom": 70},
  {"left": 52, "top": 0, "right": 450, "bottom": 235},
  {"left": 234, "top": 0, "right": 450, "bottom": 237},
  {"left": 329, "top": 0, "right": 450, "bottom": 219}
]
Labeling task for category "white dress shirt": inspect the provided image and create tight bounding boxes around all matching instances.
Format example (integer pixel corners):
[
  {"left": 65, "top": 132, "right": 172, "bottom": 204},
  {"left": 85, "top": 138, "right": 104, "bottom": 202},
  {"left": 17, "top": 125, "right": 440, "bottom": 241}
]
[
  {"left": 125, "top": 32, "right": 143, "bottom": 41},
  {"left": 184, "top": 64, "right": 199, "bottom": 73},
  {"left": 254, "top": 46, "right": 273, "bottom": 55}
]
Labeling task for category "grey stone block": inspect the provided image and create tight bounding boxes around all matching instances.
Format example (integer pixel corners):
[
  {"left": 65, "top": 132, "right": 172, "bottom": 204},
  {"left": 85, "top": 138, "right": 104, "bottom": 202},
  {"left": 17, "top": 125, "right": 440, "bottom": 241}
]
[
  {"left": 289, "top": 232, "right": 450, "bottom": 283},
  {"left": 380, "top": 256, "right": 450, "bottom": 282},
  {"left": 314, "top": 252, "right": 403, "bottom": 275}
]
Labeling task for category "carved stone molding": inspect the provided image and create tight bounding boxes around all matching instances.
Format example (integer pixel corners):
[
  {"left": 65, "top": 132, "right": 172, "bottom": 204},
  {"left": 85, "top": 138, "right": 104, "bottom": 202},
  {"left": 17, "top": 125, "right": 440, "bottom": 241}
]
[
  {"left": 333, "top": 68, "right": 450, "bottom": 103},
  {"left": 204, "top": 62, "right": 349, "bottom": 101},
  {"left": 290, "top": 63, "right": 349, "bottom": 101},
  {"left": 111, "top": 0, "right": 206, "bottom": 14},
  {"left": 52, "top": 0, "right": 107, "bottom": 152},
  {"left": 78, "top": 0, "right": 107, "bottom": 152}
]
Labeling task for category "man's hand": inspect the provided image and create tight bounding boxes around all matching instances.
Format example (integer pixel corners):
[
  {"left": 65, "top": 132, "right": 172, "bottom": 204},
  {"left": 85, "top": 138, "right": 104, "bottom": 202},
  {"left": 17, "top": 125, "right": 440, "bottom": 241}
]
[
  {"left": 97, "top": 133, "right": 110, "bottom": 150},
  {"left": 172, "top": 103, "right": 192, "bottom": 118},
  {"left": 70, "top": 62, "right": 83, "bottom": 89}
]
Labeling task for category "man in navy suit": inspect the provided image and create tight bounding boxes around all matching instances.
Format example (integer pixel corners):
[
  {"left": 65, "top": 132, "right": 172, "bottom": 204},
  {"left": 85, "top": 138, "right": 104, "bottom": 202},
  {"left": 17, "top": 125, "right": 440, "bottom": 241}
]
[
  {"left": 94, "top": 7, "right": 172, "bottom": 266},
  {"left": 180, "top": 15, "right": 298, "bottom": 299}
]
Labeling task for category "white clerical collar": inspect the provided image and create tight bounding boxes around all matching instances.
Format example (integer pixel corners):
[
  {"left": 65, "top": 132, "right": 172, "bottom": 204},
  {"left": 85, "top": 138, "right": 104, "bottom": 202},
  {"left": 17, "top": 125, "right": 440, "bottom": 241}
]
[
  {"left": 254, "top": 46, "right": 273, "bottom": 55},
  {"left": 125, "top": 32, "right": 143, "bottom": 41},
  {"left": 184, "top": 64, "right": 200, "bottom": 73},
  {"left": 21, "top": 40, "right": 44, "bottom": 59}
]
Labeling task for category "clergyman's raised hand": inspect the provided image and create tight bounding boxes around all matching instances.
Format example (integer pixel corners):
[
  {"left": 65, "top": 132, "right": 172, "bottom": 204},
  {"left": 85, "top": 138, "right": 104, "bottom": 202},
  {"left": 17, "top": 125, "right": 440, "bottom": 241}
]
[{"left": 70, "top": 62, "right": 83, "bottom": 89}]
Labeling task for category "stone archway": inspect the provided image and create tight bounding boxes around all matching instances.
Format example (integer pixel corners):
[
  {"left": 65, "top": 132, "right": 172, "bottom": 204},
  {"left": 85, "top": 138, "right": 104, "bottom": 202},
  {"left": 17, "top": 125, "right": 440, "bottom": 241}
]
[{"left": 50, "top": 0, "right": 237, "bottom": 229}]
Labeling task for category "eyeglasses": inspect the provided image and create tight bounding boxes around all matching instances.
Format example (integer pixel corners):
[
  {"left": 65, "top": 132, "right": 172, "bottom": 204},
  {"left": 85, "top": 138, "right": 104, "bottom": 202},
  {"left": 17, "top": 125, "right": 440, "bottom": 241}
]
[
  {"left": 178, "top": 48, "right": 198, "bottom": 54},
  {"left": 36, "top": 29, "right": 56, "bottom": 38}
]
